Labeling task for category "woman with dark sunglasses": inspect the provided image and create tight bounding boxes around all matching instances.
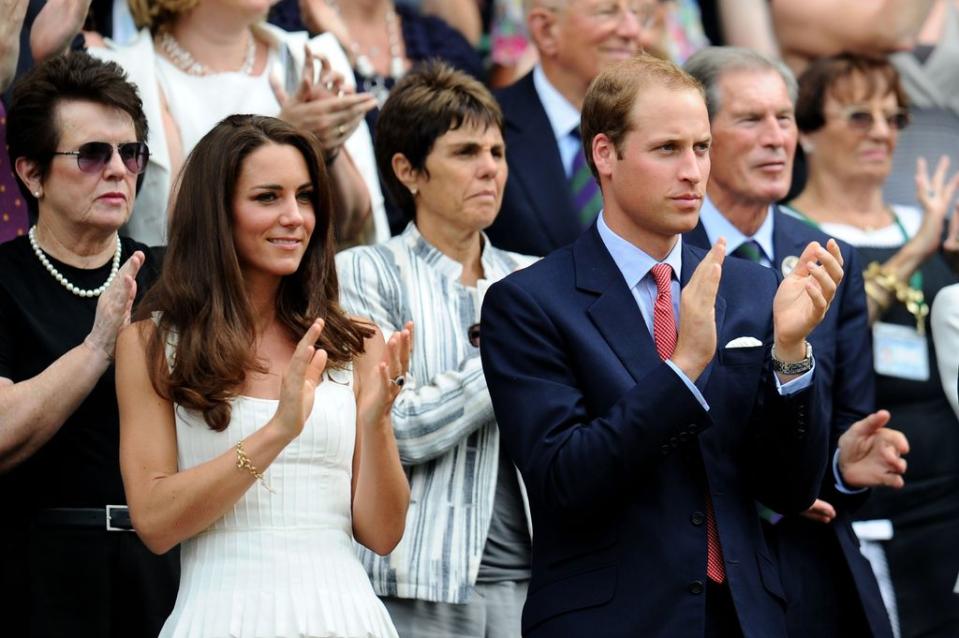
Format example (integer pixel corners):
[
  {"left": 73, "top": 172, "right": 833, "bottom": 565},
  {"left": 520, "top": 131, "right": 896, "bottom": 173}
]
[
  {"left": 784, "top": 53, "right": 959, "bottom": 638},
  {"left": 0, "top": 52, "right": 179, "bottom": 637}
]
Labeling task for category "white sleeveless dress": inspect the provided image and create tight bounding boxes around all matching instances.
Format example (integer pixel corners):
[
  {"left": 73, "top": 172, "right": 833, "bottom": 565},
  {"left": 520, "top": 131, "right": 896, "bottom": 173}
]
[{"left": 158, "top": 367, "right": 399, "bottom": 638}]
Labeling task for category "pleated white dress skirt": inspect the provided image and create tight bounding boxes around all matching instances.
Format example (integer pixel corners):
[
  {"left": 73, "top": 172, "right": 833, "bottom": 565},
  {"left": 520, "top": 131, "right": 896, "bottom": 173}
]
[{"left": 159, "top": 370, "right": 398, "bottom": 638}]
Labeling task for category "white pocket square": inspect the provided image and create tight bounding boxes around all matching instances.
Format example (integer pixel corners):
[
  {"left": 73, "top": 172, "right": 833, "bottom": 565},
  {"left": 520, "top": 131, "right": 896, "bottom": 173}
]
[{"left": 724, "top": 336, "right": 763, "bottom": 349}]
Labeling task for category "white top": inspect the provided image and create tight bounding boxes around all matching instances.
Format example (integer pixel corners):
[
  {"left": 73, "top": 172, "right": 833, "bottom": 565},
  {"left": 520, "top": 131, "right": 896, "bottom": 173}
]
[
  {"left": 931, "top": 283, "right": 959, "bottom": 420},
  {"left": 159, "top": 366, "right": 399, "bottom": 638},
  {"left": 156, "top": 54, "right": 281, "bottom": 154},
  {"left": 782, "top": 204, "right": 921, "bottom": 248},
  {"left": 91, "top": 27, "right": 389, "bottom": 247}
]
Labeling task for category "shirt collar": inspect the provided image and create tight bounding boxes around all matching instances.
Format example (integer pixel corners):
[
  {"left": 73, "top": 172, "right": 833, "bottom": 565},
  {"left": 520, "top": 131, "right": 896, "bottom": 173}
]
[
  {"left": 400, "top": 222, "right": 497, "bottom": 282},
  {"left": 533, "top": 64, "right": 582, "bottom": 142},
  {"left": 699, "top": 196, "right": 776, "bottom": 261},
  {"left": 597, "top": 211, "right": 683, "bottom": 289}
]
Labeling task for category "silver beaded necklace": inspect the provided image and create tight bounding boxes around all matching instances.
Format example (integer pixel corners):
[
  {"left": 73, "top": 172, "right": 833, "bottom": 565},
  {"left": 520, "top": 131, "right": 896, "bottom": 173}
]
[
  {"left": 29, "top": 226, "right": 122, "bottom": 298},
  {"left": 157, "top": 29, "right": 257, "bottom": 76},
  {"left": 328, "top": 0, "right": 405, "bottom": 106}
]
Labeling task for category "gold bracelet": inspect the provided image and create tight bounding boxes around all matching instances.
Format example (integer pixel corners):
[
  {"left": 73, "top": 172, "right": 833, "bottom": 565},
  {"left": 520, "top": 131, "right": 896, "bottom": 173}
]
[
  {"left": 863, "top": 261, "right": 929, "bottom": 335},
  {"left": 863, "top": 279, "right": 893, "bottom": 313},
  {"left": 235, "top": 439, "right": 275, "bottom": 493}
]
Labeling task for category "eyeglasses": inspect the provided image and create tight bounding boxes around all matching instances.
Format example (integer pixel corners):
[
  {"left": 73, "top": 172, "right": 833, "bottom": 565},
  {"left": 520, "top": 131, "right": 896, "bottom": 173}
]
[
  {"left": 52, "top": 141, "right": 150, "bottom": 174},
  {"left": 835, "top": 107, "right": 910, "bottom": 132},
  {"left": 577, "top": 0, "right": 658, "bottom": 29}
]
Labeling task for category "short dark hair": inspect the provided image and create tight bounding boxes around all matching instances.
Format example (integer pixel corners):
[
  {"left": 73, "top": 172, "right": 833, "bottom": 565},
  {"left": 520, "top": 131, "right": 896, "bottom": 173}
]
[
  {"left": 7, "top": 51, "right": 149, "bottom": 187},
  {"left": 581, "top": 54, "right": 704, "bottom": 181},
  {"left": 795, "top": 53, "right": 909, "bottom": 133},
  {"left": 374, "top": 61, "right": 503, "bottom": 224}
]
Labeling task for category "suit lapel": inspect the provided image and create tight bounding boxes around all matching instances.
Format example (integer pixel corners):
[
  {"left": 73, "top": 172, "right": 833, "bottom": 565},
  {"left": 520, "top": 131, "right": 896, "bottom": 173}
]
[
  {"left": 771, "top": 206, "right": 808, "bottom": 274},
  {"left": 504, "top": 75, "right": 580, "bottom": 248},
  {"left": 575, "top": 229, "right": 660, "bottom": 384}
]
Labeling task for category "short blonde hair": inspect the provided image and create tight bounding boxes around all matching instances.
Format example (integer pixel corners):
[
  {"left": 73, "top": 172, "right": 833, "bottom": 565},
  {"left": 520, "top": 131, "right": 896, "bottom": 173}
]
[
  {"left": 128, "top": 0, "right": 198, "bottom": 31},
  {"left": 580, "top": 54, "right": 705, "bottom": 180}
]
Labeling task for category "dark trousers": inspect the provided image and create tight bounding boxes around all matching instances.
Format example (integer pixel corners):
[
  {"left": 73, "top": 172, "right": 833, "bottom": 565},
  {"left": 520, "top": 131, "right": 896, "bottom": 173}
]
[{"left": 0, "top": 526, "right": 179, "bottom": 637}]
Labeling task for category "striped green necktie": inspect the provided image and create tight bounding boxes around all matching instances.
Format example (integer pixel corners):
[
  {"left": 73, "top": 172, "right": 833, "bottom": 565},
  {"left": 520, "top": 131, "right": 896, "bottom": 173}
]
[
  {"left": 569, "top": 133, "right": 602, "bottom": 228},
  {"left": 732, "top": 239, "right": 764, "bottom": 263}
]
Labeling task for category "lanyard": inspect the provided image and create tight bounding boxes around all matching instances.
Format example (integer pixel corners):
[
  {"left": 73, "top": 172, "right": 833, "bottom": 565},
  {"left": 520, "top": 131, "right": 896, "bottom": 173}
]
[{"left": 786, "top": 205, "right": 925, "bottom": 294}]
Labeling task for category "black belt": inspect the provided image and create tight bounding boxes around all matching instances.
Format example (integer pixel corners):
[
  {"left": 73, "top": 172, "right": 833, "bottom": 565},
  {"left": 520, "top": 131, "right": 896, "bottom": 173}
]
[{"left": 32, "top": 505, "right": 134, "bottom": 532}]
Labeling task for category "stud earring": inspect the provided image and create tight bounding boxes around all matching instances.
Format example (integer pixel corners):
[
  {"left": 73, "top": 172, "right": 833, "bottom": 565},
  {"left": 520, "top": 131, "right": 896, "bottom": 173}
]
[
  {"left": 33, "top": 191, "right": 40, "bottom": 198},
  {"left": 410, "top": 186, "right": 418, "bottom": 196}
]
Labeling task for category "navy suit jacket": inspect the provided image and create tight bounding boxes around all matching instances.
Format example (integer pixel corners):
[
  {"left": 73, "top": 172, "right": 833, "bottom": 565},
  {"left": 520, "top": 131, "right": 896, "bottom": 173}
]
[
  {"left": 486, "top": 71, "right": 583, "bottom": 256},
  {"left": 481, "top": 227, "right": 828, "bottom": 637},
  {"left": 686, "top": 209, "right": 893, "bottom": 638}
]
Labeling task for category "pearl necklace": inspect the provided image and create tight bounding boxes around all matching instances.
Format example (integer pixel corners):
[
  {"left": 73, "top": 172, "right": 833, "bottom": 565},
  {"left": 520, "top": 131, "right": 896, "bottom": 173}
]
[
  {"left": 29, "top": 226, "right": 122, "bottom": 298},
  {"left": 329, "top": 0, "right": 405, "bottom": 106},
  {"left": 157, "top": 29, "right": 256, "bottom": 76}
]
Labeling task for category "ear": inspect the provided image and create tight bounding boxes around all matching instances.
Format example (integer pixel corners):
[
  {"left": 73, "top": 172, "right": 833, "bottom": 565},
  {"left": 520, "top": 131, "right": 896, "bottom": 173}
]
[
  {"left": 527, "top": 5, "right": 561, "bottom": 58},
  {"left": 14, "top": 157, "right": 42, "bottom": 198},
  {"left": 391, "top": 152, "right": 419, "bottom": 193},
  {"left": 591, "top": 133, "right": 617, "bottom": 179}
]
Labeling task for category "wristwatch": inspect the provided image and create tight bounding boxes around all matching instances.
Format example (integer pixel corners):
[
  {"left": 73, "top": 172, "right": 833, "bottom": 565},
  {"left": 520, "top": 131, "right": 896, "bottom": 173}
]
[{"left": 771, "top": 342, "right": 813, "bottom": 375}]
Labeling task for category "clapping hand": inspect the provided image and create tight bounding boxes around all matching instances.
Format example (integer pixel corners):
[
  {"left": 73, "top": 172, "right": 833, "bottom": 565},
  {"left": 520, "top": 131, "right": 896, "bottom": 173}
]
[
  {"left": 274, "top": 319, "right": 329, "bottom": 440},
  {"left": 359, "top": 322, "right": 413, "bottom": 428},
  {"left": 914, "top": 155, "right": 959, "bottom": 257},
  {"left": 272, "top": 45, "right": 377, "bottom": 154},
  {"left": 772, "top": 239, "right": 844, "bottom": 355},
  {"left": 85, "top": 250, "right": 144, "bottom": 360},
  {"left": 672, "top": 239, "right": 725, "bottom": 382},
  {"left": 838, "top": 409, "right": 909, "bottom": 489}
]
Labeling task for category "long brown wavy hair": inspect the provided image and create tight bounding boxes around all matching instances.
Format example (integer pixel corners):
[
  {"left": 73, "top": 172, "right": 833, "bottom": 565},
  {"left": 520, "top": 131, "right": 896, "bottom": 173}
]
[{"left": 137, "top": 114, "right": 373, "bottom": 431}]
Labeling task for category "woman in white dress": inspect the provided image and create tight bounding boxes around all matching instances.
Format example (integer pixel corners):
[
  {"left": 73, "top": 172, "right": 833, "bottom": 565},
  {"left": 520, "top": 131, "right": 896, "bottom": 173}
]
[{"left": 115, "top": 114, "right": 411, "bottom": 638}]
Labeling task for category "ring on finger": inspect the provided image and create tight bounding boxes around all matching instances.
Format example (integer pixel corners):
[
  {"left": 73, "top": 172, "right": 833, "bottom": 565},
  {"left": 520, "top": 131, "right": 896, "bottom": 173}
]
[
  {"left": 337, "top": 124, "right": 346, "bottom": 137},
  {"left": 391, "top": 374, "right": 406, "bottom": 387}
]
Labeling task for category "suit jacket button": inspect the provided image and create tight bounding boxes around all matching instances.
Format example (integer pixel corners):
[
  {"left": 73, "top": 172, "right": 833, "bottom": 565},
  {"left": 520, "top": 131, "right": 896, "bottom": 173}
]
[
  {"left": 661, "top": 444, "right": 671, "bottom": 455},
  {"left": 688, "top": 580, "right": 704, "bottom": 595},
  {"left": 690, "top": 511, "right": 705, "bottom": 526},
  {"left": 678, "top": 432, "right": 689, "bottom": 443}
]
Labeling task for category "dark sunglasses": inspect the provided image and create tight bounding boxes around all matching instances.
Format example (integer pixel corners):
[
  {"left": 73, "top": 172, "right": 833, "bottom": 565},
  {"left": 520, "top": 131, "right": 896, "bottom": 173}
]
[
  {"left": 839, "top": 107, "right": 910, "bottom": 132},
  {"left": 52, "top": 141, "right": 150, "bottom": 174}
]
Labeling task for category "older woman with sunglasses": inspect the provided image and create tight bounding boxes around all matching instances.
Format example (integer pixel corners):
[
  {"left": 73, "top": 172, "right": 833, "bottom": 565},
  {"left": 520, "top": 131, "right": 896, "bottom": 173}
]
[
  {"left": 785, "top": 53, "right": 959, "bottom": 638},
  {"left": 0, "top": 52, "right": 178, "bottom": 637}
]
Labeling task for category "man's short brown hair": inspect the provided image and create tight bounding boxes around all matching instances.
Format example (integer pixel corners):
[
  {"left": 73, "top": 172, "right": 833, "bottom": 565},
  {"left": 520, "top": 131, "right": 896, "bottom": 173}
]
[{"left": 580, "top": 53, "right": 705, "bottom": 181}]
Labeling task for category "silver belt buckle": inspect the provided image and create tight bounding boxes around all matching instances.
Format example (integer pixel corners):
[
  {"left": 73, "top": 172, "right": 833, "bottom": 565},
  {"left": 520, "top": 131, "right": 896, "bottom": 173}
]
[{"left": 105, "top": 504, "right": 133, "bottom": 532}]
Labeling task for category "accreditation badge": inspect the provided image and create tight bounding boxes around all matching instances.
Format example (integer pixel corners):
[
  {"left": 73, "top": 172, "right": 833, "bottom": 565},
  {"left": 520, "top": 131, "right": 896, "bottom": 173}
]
[{"left": 872, "top": 321, "right": 929, "bottom": 381}]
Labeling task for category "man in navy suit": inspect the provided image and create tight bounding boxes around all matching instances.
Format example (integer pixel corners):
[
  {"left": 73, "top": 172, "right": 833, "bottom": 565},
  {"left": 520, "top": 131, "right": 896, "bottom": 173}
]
[
  {"left": 486, "top": 0, "right": 653, "bottom": 255},
  {"left": 481, "top": 54, "right": 846, "bottom": 637},
  {"left": 682, "top": 46, "right": 909, "bottom": 638}
]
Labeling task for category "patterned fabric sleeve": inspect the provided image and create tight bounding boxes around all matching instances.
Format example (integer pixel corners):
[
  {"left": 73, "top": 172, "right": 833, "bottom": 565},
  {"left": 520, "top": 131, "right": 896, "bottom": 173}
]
[{"left": 336, "top": 245, "right": 494, "bottom": 465}]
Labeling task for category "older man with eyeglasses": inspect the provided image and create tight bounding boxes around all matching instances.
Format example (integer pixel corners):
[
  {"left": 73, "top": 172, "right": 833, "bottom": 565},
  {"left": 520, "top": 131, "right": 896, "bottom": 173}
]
[{"left": 487, "top": 0, "right": 657, "bottom": 256}]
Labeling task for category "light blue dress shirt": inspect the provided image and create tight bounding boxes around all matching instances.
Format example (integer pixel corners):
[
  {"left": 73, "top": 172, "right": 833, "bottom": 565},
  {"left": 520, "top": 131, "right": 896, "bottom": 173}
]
[
  {"left": 532, "top": 64, "right": 583, "bottom": 177},
  {"left": 699, "top": 196, "right": 776, "bottom": 267}
]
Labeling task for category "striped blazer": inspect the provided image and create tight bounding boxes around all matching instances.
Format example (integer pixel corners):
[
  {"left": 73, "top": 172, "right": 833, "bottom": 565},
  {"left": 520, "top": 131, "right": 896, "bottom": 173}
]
[{"left": 336, "top": 223, "right": 536, "bottom": 603}]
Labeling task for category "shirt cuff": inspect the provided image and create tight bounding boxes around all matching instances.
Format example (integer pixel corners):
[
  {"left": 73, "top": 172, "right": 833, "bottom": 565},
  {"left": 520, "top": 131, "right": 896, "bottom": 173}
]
[
  {"left": 833, "top": 447, "right": 868, "bottom": 495},
  {"left": 774, "top": 358, "right": 815, "bottom": 395},
  {"left": 666, "top": 360, "right": 710, "bottom": 411}
]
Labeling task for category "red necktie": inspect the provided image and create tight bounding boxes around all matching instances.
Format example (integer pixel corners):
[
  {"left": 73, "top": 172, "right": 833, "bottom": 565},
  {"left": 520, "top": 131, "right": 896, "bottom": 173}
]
[{"left": 649, "top": 263, "right": 726, "bottom": 583}]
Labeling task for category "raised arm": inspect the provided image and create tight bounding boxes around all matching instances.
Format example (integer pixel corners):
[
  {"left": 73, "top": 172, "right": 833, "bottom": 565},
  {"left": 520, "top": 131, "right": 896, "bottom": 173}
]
[
  {"left": 0, "top": 251, "right": 143, "bottom": 472},
  {"left": 350, "top": 324, "right": 411, "bottom": 555},
  {"left": 772, "top": 0, "right": 936, "bottom": 68},
  {"left": 336, "top": 249, "right": 495, "bottom": 464},
  {"left": 117, "top": 319, "right": 328, "bottom": 554}
]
